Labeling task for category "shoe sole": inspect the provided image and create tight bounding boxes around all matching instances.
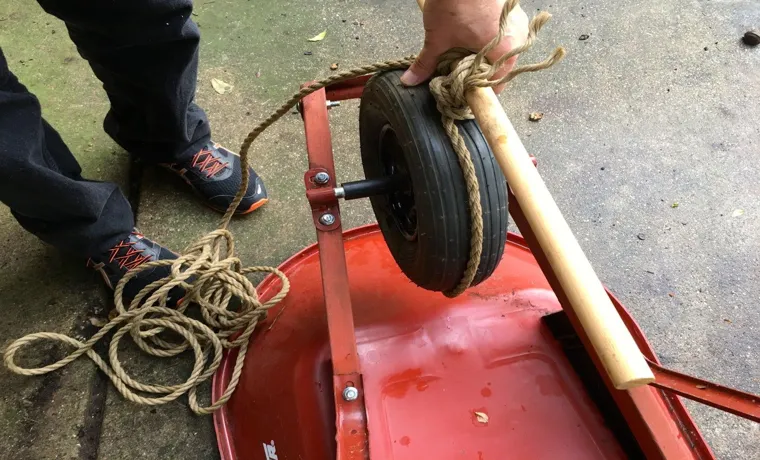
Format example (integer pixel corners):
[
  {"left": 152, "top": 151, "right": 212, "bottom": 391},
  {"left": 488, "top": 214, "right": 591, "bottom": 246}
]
[
  {"left": 161, "top": 165, "right": 268, "bottom": 216},
  {"left": 208, "top": 197, "right": 269, "bottom": 215}
]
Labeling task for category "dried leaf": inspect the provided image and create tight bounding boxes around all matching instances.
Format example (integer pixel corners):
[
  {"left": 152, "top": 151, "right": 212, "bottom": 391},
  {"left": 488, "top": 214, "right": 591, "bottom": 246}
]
[
  {"left": 668, "top": 292, "right": 675, "bottom": 297},
  {"left": 211, "top": 78, "right": 233, "bottom": 94},
  {"left": 695, "top": 384, "right": 708, "bottom": 389},
  {"left": 723, "top": 318, "right": 732, "bottom": 323},
  {"left": 330, "top": 62, "right": 339, "bottom": 70},
  {"left": 474, "top": 411, "right": 489, "bottom": 424},
  {"left": 671, "top": 202, "right": 679, "bottom": 208},
  {"left": 307, "top": 30, "right": 327, "bottom": 42},
  {"left": 732, "top": 209, "right": 744, "bottom": 217},
  {"left": 89, "top": 317, "right": 107, "bottom": 328},
  {"left": 528, "top": 112, "right": 544, "bottom": 122}
]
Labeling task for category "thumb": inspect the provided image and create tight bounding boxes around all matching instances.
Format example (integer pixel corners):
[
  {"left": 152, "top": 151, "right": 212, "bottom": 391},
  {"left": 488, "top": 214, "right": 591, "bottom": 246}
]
[{"left": 401, "top": 45, "right": 439, "bottom": 86}]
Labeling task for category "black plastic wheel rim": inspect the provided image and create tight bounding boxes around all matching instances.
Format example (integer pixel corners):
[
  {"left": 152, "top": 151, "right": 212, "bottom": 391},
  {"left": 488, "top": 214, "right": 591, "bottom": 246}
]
[{"left": 378, "top": 125, "right": 417, "bottom": 241}]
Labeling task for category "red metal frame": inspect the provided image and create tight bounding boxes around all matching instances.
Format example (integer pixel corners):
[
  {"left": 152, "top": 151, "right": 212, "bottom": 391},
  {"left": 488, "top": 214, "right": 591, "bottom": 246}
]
[
  {"left": 214, "top": 75, "right": 757, "bottom": 459},
  {"left": 302, "top": 75, "right": 711, "bottom": 459},
  {"left": 301, "top": 84, "right": 368, "bottom": 459}
]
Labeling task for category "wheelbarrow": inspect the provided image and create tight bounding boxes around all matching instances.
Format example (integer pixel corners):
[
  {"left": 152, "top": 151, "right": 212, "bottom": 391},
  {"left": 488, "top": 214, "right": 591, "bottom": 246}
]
[{"left": 211, "top": 70, "right": 759, "bottom": 459}]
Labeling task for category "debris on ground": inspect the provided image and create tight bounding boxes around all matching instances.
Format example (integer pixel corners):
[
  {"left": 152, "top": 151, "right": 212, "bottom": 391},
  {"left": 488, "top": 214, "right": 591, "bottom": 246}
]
[
  {"left": 732, "top": 209, "right": 744, "bottom": 217},
  {"left": 89, "top": 317, "right": 107, "bottom": 328},
  {"left": 330, "top": 62, "right": 339, "bottom": 70},
  {"left": 579, "top": 34, "right": 590, "bottom": 41},
  {"left": 742, "top": 31, "right": 759, "bottom": 47},
  {"left": 307, "top": 30, "right": 327, "bottom": 42},
  {"left": 255, "top": 69, "right": 261, "bottom": 78},
  {"left": 211, "top": 78, "right": 233, "bottom": 94},
  {"left": 528, "top": 111, "right": 544, "bottom": 121},
  {"left": 304, "top": 51, "right": 313, "bottom": 55},
  {"left": 636, "top": 233, "right": 646, "bottom": 241},
  {"left": 671, "top": 202, "right": 679, "bottom": 208}
]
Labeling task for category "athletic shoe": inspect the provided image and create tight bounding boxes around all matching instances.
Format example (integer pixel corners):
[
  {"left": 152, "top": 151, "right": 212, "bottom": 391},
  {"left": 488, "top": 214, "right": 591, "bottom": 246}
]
[
  {"left": 162, "top": 141, "right": 268, "bottom": 215},
  {"left": 87, "top": 230, "right": 181, "bottom": 303}
]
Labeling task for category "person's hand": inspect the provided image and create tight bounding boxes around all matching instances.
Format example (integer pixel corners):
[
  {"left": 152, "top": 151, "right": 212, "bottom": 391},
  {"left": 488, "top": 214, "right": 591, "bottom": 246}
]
[{"left": 401, "top": 0, "right": 529, "bottom": 93}]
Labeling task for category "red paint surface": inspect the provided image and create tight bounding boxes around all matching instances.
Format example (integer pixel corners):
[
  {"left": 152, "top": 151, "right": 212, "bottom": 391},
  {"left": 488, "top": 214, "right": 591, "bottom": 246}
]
[{"left": 213, "top": 227, "right": 712, "bottom": 460}]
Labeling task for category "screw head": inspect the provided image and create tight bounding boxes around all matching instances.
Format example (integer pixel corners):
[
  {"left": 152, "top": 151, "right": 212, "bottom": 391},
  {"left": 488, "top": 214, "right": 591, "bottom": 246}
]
[
  {"left": 314, "top": 172, "right": 330, "bottom": 185},
  {"left": 319, "top": 213, "right": 336, "bottom": 226},
  {"left": 342, "top": 386, "right": 359, "bottom": 401}
]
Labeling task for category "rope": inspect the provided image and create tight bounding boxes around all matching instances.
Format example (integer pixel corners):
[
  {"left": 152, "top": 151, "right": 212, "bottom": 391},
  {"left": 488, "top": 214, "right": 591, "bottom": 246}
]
[
  {"left": 433, "top": 0, "right": 564, "bottom": 296},
  {"left": 3, "top": 0, "right": 563, "bottom": 414}
]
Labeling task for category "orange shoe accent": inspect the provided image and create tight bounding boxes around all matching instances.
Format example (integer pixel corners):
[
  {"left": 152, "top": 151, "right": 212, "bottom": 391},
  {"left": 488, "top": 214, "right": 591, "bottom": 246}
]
[{"left": 237, "top": 198, "right": 269, "bottom": 215}]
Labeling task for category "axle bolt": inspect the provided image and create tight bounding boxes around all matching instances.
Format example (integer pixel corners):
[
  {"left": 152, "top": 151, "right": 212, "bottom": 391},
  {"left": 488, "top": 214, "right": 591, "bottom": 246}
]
[
  {"left": 314, "top": 172, "right": 330, "bottom": 185},
  {"left": 319, "top": 213, "right": 336, "bottom": 226}
]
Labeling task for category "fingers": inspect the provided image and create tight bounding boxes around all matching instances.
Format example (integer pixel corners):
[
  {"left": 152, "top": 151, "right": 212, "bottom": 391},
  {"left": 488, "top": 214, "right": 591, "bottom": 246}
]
[
  {"left": 485, "top": 36, "right": 518, "bottom": 94},
  {"left": 489, "top": 3, "right": 529, "bottom": 94},
  {"left": 401, "top": 43, "right": 440, "bottom": 86}
]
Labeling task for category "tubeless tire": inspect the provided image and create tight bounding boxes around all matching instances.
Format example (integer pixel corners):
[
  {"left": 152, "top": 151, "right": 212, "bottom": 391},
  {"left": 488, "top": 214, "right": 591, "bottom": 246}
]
[{"left": 359, "top": 70, "right": 508, "bottom": 293}]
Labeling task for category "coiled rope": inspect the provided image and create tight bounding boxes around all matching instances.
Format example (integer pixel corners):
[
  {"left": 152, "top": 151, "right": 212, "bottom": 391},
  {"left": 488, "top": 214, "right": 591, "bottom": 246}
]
[{"left": 3, "top": 0, "right": 562, "bottom": 414}]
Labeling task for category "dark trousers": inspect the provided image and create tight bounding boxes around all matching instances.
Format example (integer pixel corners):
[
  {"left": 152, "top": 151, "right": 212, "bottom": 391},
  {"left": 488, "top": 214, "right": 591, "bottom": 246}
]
[{"left": 0, "top": 0, "right": 210, "bottom": 257}]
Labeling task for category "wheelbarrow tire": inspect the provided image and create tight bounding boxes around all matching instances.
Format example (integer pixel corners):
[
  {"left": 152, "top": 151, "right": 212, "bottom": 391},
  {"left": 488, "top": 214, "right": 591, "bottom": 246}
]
[{"left": 359, "top": 70, "right": 508, "bottom": 293}]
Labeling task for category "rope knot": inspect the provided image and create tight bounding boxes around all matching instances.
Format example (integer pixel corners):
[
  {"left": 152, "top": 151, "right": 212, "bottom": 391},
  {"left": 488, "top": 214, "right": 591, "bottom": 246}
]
[
  {"left": 428, "top": 1, "right": 565, "bottom": 126},
  {"left": 430, "top": 51, "right": 490, "bottom": 121}
]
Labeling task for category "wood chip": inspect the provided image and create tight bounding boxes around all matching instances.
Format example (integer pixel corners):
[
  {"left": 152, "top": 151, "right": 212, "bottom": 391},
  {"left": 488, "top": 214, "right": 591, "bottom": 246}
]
[
  {"left": 474, "top": 411, "right": 489, "bottom": 424},
  {"left": 330, "top": 63, "right": 339, "bottom": 70},
  {"left": 528, "top": 112, "right": 544, "bottom": 122}
]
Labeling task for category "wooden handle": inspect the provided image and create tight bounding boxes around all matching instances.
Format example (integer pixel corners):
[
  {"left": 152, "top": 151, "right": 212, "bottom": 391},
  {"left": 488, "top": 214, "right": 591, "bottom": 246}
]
[
  {"left": 467, "top": 89, "right": 653, "bottom": 388},
  {"left": 414, "top": 0, "right": 653, "bottom": 389}
]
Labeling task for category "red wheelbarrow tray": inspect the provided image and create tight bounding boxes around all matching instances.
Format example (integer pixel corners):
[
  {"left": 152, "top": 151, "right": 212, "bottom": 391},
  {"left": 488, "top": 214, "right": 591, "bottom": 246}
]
[{"left": 212, "top": 76, "right": 720, "bottom": 460}]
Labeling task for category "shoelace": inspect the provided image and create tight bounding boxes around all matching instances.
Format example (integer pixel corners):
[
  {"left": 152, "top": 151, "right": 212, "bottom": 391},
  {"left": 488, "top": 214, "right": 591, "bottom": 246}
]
[
  {"left": 191, "top": 148, "right": 228, "bottom": 178},
  {"left": 108, "top": 232, "right": 151, "bottom": 270}
]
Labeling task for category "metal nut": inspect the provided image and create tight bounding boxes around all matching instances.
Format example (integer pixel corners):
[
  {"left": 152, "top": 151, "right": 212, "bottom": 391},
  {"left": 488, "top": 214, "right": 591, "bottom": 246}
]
[
  {"left": 319, "top": 213, "right": 336, "bottom": 226},
  {"left": 342, "top": 386, "right": 359, "bottom": 401},
  {"left": 314, "top": 172, "right": 330, "bottom": 185}
]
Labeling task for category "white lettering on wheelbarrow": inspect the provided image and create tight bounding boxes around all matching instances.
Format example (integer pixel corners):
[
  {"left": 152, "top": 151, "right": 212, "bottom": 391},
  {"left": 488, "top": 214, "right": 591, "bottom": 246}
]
[{"left": 263, "top": 440, "right": 279, "bottom": 460}]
